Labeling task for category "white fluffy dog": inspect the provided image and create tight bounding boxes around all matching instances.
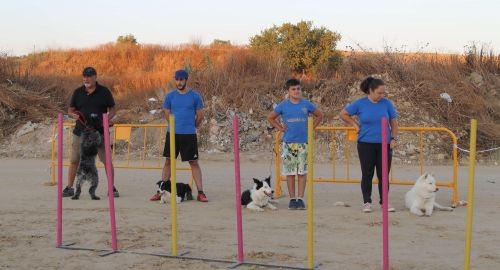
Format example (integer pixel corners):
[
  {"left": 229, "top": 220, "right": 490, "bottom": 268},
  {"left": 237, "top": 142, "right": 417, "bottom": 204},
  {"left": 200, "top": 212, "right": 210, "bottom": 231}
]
[{"left": 405, "top": 173, "right": 454, "bottom": 216}]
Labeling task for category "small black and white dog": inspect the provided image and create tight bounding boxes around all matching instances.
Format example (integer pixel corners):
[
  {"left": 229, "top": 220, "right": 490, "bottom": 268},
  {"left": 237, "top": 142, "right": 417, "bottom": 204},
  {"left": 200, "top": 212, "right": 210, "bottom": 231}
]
[
  {"left": 241, "top": 177, "right": 277, "bottom": 211},
  {"left": 156, "top": 180, "right": 194, "bottom": 204},
  {"left": 72, "top": 114, "right": 102, "bottom": 200}
]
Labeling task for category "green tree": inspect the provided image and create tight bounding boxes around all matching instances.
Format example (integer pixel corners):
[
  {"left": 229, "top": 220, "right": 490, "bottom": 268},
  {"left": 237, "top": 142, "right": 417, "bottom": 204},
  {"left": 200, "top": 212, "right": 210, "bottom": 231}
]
[
  {"left": 116, "top": 34, "right": 138, "bottom": 45},
  {"left": 250, "top": 21, "right": 342, "bottom": 73},
  {"left": 211, "top": 39, "right": 231, "bottom": 46}
]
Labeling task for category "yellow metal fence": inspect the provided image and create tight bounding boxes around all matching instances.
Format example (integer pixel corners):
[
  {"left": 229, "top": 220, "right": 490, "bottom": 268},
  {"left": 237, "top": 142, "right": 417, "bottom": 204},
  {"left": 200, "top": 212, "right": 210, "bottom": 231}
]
[
  {"left": 49, "top": 122, "right": 192, "bottom": 185},
  {"left": 274, "top": 126, "right": 459, "bottom": 206}
]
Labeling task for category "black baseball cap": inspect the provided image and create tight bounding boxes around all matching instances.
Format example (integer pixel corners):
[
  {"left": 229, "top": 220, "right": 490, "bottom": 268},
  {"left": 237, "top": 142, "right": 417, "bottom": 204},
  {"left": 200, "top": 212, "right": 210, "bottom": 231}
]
[{"left": 82, "top": 67, "right": 97, "bottom": 76}]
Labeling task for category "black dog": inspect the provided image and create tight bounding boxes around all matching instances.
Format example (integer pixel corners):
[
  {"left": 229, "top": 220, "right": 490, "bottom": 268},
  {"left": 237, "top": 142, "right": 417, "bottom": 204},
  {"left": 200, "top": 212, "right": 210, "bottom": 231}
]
[
  {"left": 72, "top": 114, "right": 103, "bottom": 200},
  {"left": 156, "top": 180, "right": 194, "bottom": 203}
]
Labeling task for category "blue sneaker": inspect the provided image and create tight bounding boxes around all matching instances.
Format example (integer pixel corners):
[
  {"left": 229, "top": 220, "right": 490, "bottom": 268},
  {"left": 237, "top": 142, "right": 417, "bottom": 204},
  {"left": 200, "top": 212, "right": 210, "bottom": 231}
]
[
  {"left": 288, "top": 199, "right": 298, "bottom": 210},
  {"left": 296, "top": 198, "right": 306, "bottom": 210}
]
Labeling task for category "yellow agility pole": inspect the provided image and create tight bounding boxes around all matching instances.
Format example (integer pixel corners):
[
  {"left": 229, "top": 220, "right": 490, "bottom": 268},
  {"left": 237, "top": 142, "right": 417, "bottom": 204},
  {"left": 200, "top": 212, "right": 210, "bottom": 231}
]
[
  {"left": 169, "top": 115, "right": 178, "bottom": 256},
  {"left": 464, "top": 119, "right": 477, "bottom": 270},
  {"left": 307, "top": 117, "right": 314, "bottom": 269}
]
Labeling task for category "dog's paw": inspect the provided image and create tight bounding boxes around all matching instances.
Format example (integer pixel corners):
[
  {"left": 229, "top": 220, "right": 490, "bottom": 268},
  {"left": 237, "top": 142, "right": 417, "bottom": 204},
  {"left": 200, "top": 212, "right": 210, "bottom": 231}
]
[
  {"left": 71, "top": 196, "right": 79, "bottom": 200},
  {"left": 91, "top": 196, "right": 100, "bottom": 200},
  {"left": 410, "top": 210, "right": 424, "bottom": 216},
  {"left": 267, "top": 204, "right": 278, "bottom": 210}
]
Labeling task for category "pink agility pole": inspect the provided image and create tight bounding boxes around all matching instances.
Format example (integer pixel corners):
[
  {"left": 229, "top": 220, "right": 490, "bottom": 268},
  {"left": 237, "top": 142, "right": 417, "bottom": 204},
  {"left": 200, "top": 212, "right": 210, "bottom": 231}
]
[
  {"left": 56, "top": 113, "right": 63, "bottom": 247},
  {"left": 233, "top": 116, "right": 244, "bottom": 263},
  {"left": 102, "top": 113, "right": 118, "bottom": 251},
  {"left": 381, "top": 118, "right": 389, "bottom": 270}
]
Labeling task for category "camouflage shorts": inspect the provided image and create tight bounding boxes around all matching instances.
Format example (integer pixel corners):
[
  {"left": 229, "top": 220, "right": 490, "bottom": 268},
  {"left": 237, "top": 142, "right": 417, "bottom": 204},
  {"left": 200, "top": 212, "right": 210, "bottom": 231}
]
[{"left": 281, "top": 143, "right": 308, "bottom": 176}]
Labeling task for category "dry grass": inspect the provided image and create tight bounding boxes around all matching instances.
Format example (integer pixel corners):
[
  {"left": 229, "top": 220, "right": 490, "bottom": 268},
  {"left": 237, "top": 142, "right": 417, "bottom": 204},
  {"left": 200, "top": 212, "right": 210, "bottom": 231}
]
[{"left": 1, "top": 44, "right": 499, "bottom": 151}]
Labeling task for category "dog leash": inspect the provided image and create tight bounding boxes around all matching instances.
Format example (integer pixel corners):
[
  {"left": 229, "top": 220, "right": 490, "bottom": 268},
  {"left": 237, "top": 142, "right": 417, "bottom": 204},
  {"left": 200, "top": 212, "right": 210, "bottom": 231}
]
[{"left": 74, "top": 111, "right": 98, "bottom": 132}]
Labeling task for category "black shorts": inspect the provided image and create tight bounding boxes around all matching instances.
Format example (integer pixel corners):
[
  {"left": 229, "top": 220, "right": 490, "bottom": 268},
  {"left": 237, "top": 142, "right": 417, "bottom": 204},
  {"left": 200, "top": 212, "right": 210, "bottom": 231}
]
[{"left": 163, "top": 133, "right": 199, "bottom": 161}]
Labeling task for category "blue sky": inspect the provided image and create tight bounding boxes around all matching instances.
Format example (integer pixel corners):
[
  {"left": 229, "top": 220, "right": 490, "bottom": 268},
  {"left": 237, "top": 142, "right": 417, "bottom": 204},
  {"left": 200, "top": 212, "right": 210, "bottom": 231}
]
[{"left": 0, "top": 0, "right": 498, "bottom": 56}]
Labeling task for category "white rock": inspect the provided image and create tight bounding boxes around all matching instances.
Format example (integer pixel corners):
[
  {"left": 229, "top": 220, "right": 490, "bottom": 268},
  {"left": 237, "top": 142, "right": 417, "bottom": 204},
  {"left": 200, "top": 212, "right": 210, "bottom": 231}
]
[{"left": 439, "top": 92, "right": 452, "bottom": 103}]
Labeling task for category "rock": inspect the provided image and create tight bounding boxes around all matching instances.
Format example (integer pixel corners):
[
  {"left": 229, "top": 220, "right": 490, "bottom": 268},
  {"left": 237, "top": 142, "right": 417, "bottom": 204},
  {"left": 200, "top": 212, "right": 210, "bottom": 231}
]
[
  {"left": 469, "top": 72, "right": 483, "bottom": 87},
  {"left": 334, "top": 201, "right": 350, "bottom": 207},
  {"left": 15, "top": 121, "right": 38, "bottom": 137}
]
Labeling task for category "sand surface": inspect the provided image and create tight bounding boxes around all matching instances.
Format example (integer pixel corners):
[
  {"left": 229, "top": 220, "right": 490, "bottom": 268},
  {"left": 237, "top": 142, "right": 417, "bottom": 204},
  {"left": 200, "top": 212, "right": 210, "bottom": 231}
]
[{"left": 0, "top": 157, "right": 499, "bottom": 270}]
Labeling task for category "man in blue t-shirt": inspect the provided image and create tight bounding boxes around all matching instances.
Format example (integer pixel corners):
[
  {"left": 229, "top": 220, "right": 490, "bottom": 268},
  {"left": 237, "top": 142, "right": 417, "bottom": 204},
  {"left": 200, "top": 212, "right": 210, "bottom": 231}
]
[
  {"left": 150, "top": 69, "right": 208, "bottom": 202},
  {"left": 267, "top": 78, "right": 323, "bottom": 210}
]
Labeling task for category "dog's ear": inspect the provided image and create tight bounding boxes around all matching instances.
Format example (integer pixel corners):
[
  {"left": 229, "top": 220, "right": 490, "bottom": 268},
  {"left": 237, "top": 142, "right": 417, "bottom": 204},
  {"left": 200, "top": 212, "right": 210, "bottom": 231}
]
[
  {"left": 253, "top": 178, "right": 260, "bottom": 184},
  {"left": 264, "top": 176, "right": 271, "bottom": 186},
  {"left": 156, "top": 180, "right": 163, "bottom": 186}
]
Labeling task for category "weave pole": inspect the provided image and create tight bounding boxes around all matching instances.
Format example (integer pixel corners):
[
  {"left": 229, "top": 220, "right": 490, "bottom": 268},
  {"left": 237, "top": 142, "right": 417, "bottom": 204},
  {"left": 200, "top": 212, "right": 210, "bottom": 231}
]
[
  {"left": 307, "top": 117, "right": 314, "bottom": 269},
  {"left": 464, "top": 119, "right": 477, "bottom": 270},
  {"left": 56, "top": 113, "right": 63, "bottom": 247},
  {"left": 381, "top": 118, "right": 389, "bottom": 270},
  {"left": 233, "top": 116, "right": 244, "bottom": 264},
  {"left": 102, "top": 113, "right": 118, "bottom": 252},
  {"left": 169, "top": 115, "right": 178, "bottom": 256}
]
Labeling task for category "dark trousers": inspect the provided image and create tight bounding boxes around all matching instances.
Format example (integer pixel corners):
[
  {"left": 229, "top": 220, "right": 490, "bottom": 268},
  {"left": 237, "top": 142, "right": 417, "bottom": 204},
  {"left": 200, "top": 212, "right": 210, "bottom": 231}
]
[{"left": 357, "top": 142, "right": 392, "bottom": 204}]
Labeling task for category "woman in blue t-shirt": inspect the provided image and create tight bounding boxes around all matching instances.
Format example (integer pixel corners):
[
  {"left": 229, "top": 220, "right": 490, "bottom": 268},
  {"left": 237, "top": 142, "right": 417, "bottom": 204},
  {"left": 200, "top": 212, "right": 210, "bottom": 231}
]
[{"left": 340, "top": 77, "right": 399, "bottom": 213}]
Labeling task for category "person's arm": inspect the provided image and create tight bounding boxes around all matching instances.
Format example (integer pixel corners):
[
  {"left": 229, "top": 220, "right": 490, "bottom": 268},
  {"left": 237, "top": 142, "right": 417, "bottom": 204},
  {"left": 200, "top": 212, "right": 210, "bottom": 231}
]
[
  {"left": 312, "top": 109, "right": 324, "bottom": 128},
  {"left": 68, "top": 106, "right": 79, "bottom": 120},
  {"left": 390, "top": 118, "right": 399, "bottom": 149},
  {"left": 163, "top": 108, "right": 171, "bottom": 121},
  {"left": 107, "top": 106, "right": 116, "bottom": 125},
  {"left": 340, "top": 109, "right": 360, "bottom": 133},
  {"left": 195, "top": 109, "right": 203, "bottom": 128},
  {"left": 267, "top": 111, "right": 286, "bottom": 132}
]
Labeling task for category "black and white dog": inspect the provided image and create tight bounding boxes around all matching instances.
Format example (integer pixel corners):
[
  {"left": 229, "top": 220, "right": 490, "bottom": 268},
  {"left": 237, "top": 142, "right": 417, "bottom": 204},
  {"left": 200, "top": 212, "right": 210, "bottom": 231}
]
[
  {"left": 72, "top": 114, "right": 102, "bottom": 200},
  {"left": 241, "top": 177, "right": 277, "bottom": 211},
  {"left": 156, "top": 180, "right": 194, "bottom": 204}
]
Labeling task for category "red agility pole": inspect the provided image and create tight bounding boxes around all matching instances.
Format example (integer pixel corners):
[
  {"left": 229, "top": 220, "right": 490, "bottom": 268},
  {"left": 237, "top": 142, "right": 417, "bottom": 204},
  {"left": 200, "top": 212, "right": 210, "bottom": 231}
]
[
  {"left": 56, "top": 113, "right": 63, "bottom": 247},
  {"left": 102, "top": 113, "right": 118, "bottom": 252},
  {"left": 381, "top": 118, "right": 389, "bottom": 270},
  {"left": 233, "top": 116, "right": 244, "bottom": 264}
]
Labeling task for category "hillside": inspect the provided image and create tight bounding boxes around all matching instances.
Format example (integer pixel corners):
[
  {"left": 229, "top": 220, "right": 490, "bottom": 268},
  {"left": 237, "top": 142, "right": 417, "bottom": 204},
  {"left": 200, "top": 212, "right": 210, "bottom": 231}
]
[{"left": 0, "top": 44, "right": 499, "bottom": 162}]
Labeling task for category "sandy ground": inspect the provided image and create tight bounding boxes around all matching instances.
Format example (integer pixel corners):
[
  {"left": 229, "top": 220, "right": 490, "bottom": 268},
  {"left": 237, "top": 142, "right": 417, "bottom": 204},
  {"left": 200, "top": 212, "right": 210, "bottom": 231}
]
[{"left": 0, "top": 156, "right": 499, "bottom": 270}]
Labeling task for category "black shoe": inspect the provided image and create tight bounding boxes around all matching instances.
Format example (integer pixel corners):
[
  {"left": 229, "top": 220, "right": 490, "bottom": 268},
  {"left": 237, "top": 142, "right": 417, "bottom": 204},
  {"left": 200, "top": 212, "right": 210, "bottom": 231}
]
[
  {"left": 296, "top": 198, "right": 306, "bottom": 210},
  {"left": 288, "top": 199, "right": 298, "bottom": 210},
  {"left": 62, "top": 187, "right": 74, "bottom": 197}
]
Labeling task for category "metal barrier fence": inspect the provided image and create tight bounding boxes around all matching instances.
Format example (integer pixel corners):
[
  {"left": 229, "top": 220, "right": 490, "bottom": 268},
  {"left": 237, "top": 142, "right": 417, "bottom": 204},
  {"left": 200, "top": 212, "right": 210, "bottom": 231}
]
[
  {"left": 274, "top": 126, "right": 459, "bottom": 206},
  {"left": 49, "top": 122, "right": 192, "bottom": 185}
]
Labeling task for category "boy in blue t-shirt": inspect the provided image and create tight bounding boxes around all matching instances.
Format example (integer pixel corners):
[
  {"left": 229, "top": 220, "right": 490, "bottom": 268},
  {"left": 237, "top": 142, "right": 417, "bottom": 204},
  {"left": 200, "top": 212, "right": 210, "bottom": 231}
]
[{"left": 267, "top": 79, "right": 323, "bottom": 210}]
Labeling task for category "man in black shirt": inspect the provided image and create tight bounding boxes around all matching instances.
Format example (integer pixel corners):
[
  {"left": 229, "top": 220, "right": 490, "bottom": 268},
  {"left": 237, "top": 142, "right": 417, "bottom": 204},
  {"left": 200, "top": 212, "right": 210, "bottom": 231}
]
[{"left": 62, "top": 67, "right": 119, "bottom": 198}]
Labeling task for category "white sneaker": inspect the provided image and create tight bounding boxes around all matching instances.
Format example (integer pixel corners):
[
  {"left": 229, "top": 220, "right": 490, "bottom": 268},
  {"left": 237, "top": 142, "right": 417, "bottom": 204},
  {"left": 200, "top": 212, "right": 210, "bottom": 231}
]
[
  {"left": 362, "top": 203, "right": 372, "bottom": 213},
  {"left": 380, "top": 204, "right": 396, "bottom": 212}
]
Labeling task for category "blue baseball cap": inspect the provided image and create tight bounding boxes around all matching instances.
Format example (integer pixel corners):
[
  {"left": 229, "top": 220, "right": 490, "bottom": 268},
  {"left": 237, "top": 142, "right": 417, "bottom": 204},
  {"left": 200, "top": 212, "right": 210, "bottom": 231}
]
[
  {"left": 82, "top": 66, "right": 97, "bottom": 76},
  {"left": 174, "top": 69, "right": 189, "bottom": 79}
]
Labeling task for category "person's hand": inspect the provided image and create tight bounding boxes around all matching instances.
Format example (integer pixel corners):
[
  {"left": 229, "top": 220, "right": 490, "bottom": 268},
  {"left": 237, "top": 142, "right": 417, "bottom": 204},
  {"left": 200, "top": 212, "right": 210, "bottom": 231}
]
[
  {"left": 280, "top": 125, "right": 288, "bottom": 133},
  {"left": 69, "top": 112, "right": 79, "bottom": 120},
  {"left": 353, "top": 123, "right": 360, "bottom": 134},
  {"left": 390, "top": 139, "right": 396, "bottom": 149}
]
